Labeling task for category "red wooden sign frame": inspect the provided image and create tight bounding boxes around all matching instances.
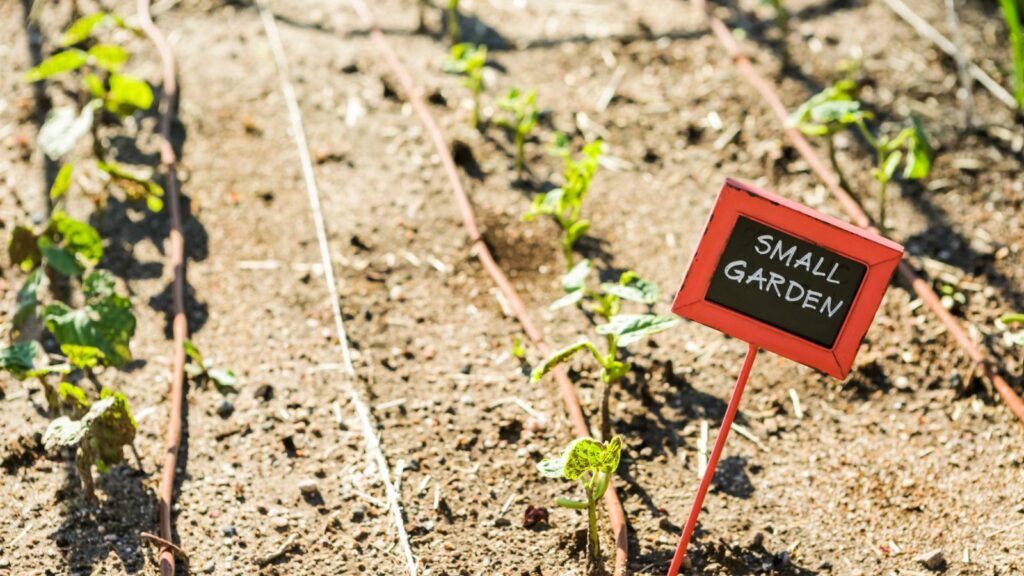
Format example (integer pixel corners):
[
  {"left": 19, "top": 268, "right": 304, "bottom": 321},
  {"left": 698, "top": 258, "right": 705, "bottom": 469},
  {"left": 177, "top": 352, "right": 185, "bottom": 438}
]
[{"left": 672, "top": 178, "right": 903, "bottom": 378}]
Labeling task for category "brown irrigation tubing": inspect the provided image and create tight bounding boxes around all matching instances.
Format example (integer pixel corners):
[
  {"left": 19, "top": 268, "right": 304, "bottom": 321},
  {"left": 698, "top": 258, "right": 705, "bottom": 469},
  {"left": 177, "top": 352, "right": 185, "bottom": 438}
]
[
  {"left": 136, "top": 2, "right": 188, "bottom": 574},
  {"left": 696, "top": 0, "right": 1024, "bottom": 424},
  {"left": 346, "top": 0, "right": 629, "bottom": 573}
]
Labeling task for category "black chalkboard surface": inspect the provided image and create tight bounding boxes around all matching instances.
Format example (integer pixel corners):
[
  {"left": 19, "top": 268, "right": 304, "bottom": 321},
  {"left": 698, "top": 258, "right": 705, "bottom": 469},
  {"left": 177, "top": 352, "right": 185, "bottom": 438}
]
[{"left": 706, "top": 216, "right": 867, "bottom": 347}]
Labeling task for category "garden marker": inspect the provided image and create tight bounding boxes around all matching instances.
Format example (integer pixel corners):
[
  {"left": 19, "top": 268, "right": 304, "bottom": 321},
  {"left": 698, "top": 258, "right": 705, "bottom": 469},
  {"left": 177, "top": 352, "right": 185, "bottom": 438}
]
[{"left": 665, "top": 178, "right": 903, "bottom": 575}]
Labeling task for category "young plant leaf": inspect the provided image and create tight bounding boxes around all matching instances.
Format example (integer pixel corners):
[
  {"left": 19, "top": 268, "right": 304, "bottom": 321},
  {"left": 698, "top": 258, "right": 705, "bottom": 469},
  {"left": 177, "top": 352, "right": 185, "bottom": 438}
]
[
  {"left": 24, "top": 49, "right": 89, "bottom": 82},
  {"left": 549, "top": 289, "right": 585, "bottom": 311},
  {"left": 530, "top": 340, "right": 598, "bottom": 383},
  {"left": 39, "top": 211, "right": 104, "bottom": 276},
  {"left": 14, "top": 269, "right": 45, "bottom": 332},
  {"left": 50, "top": 164, "right": 74, "bottom": 200},
  {"left": 0, "top": 341, "right": 40, "bottom": 378},
  {"left": 880, "top": 149, "right": 903, "bottom": 182},
  {"left": 87, "top": 44, "right": 129, "bottom": 72},
  {"left": 903, "top": 116, "right": 931, "bottom": 180},
  {"left": 536, "top": 436, "right": 622, "bottom": 480},
  {"left": 596, "top": 314, "right": 679, "bottom": 347},
  {"left": 561, "top": 258, "right": 592, "bottom": 293},
  {"left": 105, "top": 74, "right": 154, "bottom": 116},
  {"left": 44, "top": 270, "right": 136, "bottom": 367},
  {"left": 565, "top": 219, "right": 590, "bottom": 247},
  {"left": 601, "top": 271, "right": 659, "bottom": 304},
  {"left": 60, "top": 12, "right": 131, "bottom": 47},
  {"left": 91, "top": 388, "right": 137, "bottom": 472},
  {"left": 58, "top": 381, "right": 92, "bottom": 418}
]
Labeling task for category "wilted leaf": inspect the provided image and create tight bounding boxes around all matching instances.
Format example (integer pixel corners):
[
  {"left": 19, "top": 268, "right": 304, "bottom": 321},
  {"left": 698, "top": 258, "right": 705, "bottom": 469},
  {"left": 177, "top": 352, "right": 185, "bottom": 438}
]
[
  {"left": 90, "top": 388, "right": 137, "bottom": 472},
  {"left": 38, "top": 100, "right": 99, "bottom": 160},
  {"left": 24, "top": 49, "right": 88, "bottom": 82},
  {"left": 44, "top": 416, "right": 89, "bottom": 449},
  {"left": 596, "top": 314, "right": 678, "bottom": 347},
  {"left": 97, "top": 160, "right": 164, "bottom": 211},
  {"left": 10, "top": 225, "right": 42, "bottom": 272}
]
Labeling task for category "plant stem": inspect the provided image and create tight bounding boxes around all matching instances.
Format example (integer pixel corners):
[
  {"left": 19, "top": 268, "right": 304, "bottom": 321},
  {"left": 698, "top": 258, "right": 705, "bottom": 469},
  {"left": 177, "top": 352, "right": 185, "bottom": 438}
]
[
  {"left": 446, "top": 0, "right": 460, "bottom": 43},
  {"left": 878, "top": 177, "right": 889, "bottom": 233},
  {"left": 599, "top": 376, "right": 611, "bottom": 441},
  {"left": 471, "top": 91, "right": 480, "bottom": 130},
  {"left": 515, "top": 132, "right": 525, "bottom": 180},
  {"left": 587, "top": 495, "right": 600, "bottom": 564},
  {"left": 999, "top": 0, "right": 1024, "bottom": 109},
  {"left": 827, "top": 137, "right": 857, "bottom": 199},
  {"left": 76, "top": 446, "right": 95, "bottom": 502}
]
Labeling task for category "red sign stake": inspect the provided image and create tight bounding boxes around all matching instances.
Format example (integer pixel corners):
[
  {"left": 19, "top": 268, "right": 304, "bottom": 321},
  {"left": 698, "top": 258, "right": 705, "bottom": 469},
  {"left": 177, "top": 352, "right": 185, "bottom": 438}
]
[
  {"left": 665, "top": 179, "right": 903, "bottom": 573},
  {"left": 667, "top": 343, "right": 758, "bottom": 576}
]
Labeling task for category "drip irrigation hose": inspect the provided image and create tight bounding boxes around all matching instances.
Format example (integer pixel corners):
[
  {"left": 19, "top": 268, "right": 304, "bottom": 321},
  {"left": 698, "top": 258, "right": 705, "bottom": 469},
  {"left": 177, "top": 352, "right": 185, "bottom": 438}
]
[
  {"left": 135, "top": 2, "right": 187, "bottom": 574},
  {"left": 345, "top": 0, "right": 630, "bottom": 573},
  {"left": 695, "top": 0, "right": 1024, "bottom": 425}
]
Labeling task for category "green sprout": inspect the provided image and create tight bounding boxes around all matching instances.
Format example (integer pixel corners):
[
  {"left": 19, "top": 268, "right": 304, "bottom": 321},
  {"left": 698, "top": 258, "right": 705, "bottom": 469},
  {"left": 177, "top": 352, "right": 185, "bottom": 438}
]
[
  {"left": 788, "top": 80, "right": 932, "bottom": 232},
  {"left": 496, "top": 87, "right": 539, "bottom": 181},
  {"left": 446, "top": 0, "right": 460, "bottom": 43},
  {"left": 184, "top": 339, "right": 239, "bottom": 395},
  {"left": 524, "top": 135, "right": 605, "bottom": 268},
  {"left": 443, "top": 43, "right": 487, "bottom": 129},
  {"left": 538, "top": 436, "right": 622, "bottom": 568},
  {"left": 23, "top": 10, "right": 162, "bottom": 213},
  {"left": 43, "top": 385, "right": 137, "bottom": 501},
  {"left": 533, "top": 260, "right": 677, "bottom": 440},
  {"left": 1000, "top": 0, "right": 1024, "bottom": 109}
]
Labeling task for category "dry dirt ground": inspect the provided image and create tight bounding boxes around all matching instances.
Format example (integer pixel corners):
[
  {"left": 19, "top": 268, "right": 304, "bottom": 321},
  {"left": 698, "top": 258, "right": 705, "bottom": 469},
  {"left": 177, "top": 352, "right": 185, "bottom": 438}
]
[{"left": 1, "top": 0, "right": 1023, "bottom": 575}]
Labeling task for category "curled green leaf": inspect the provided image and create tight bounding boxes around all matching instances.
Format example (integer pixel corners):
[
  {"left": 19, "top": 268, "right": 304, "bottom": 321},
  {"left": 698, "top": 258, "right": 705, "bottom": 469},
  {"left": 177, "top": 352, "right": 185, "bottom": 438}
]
[
  {"left": 24, "top": 49, "right": 88, "bottom": 82},
  {"left": 596, "top": 314, "right": 678, "bottom": 347},
  {"left": 530, "top": 340, "right": 599, "bottom": 383}
]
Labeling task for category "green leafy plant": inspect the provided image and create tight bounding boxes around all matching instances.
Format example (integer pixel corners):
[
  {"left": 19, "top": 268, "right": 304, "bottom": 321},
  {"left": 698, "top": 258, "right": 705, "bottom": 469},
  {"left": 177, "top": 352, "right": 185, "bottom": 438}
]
[
  {"left": 23, "top": 10, "right": 162, "bottom": 213},
  {"left": 537, "top": 436, "right": 622, "bottom": 568},
  {"left": 184, "top": 339, "right": 239, "bottom": 395},
  {"left": 443, "top": 43, "right": 487, "bottom": 129},
  {"left": 533, "top": 260, "right": 677, "bottom": 440},
  {"left": 43, "top": 385, "right": 137, "bottom": 501},
  {"left": 1000, "top": 0, "right": 1024, "bottom": 109},
  {"left": 496, "top": 87, "right": 539, "bottom": 181},
  {"left": 524, "top": 135, "right": 605, "bottom": 268},
  {"left": 788, "top": 80, "right": 932, "bottom": 231}
]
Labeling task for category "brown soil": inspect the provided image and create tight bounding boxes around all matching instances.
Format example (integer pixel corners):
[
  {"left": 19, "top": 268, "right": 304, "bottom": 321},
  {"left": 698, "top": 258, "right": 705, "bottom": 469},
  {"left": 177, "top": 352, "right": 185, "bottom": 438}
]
[{"left": 1, "top": 0, "right": 1023, "bottom": 575}]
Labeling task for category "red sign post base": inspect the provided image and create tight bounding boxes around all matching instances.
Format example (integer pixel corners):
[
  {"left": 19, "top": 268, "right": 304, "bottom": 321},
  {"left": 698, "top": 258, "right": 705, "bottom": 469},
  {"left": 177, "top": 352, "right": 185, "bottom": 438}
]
[{"left": 666, "top": 343, "right": 759, "bottom": 576}]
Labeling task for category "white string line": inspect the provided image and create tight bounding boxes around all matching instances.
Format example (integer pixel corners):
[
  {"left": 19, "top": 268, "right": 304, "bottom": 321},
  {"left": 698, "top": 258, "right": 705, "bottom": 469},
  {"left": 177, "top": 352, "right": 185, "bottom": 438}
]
[{"left": 256, "top": 3, "right": 417, "bottom": 575}]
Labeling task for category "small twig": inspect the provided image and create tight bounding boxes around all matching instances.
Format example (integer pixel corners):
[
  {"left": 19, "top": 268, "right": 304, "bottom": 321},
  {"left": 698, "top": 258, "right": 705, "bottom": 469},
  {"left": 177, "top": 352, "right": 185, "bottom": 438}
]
[
  {"left": 375, "top": 398, "right": 407, "bottom": 411},
  {"left": 498, "top": 493, "right": 517, "bottom": 517},
  {"left": 732, "top": 423, "right": 767, "bottom": 451},
  {"left": 433, "top": 484, "right": 441, "bottom": 511},
  {"left": 417, "top": 475, "right": 431, "bottom": 496},
  {"left": 788, "top": 388, "right": 804, "bottom": 420},
  {"left": 943, "top": 0, "right": 974, "bottom": 129},
  {"left": 352, "top": 489, "right": 387, "bottom": 509},
  {"left": 9, "top": 523, "right": 32, "bottom": 547},
  {"left": 394, "top": 459, "right": 406, "bottom": 494},
  {"left": 596, "top": 65, "right": 625, "bottom": 112},
  {"left": 488, "top": 396, "right": 547, "bottom": 422},
  {"left": 256, "top": 534, "right": 298, "bottom": 566},
  {"left": 140, "top": 532, "right": 190, "bottom": 566}
]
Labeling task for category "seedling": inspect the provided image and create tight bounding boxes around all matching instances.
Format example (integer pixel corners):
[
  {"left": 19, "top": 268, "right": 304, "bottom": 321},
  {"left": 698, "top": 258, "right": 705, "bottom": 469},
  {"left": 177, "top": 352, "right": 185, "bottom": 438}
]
[
  {"left": 534, "top": 260, "right": 677, "bottom": 440},
  {"left": 537, "top": 436, "right": 622, "bottom": 570},
  {"left": 443, "top": 43, "right": 487, "bottom": 129},
  {"left": 23, "top": 10, "right": 162, "bottom": 212},
  {"left": 446, "top": 0, "right": 460, "bottom": 43},
  {"left": 184, "top": 339, "right": 239, "bottom": 395},
  {"left": 1000, "top": 0, "right": 1024, "bottom": 109},
  {"left": 788, "top": 80, "right": 932, "bottom": 231},
  {"left": 496, "top": 87, "right": 538, "bottom": 180},
  {"left": 523, "top": 135, "right": 605, "bottom": 268},
  {"left": 998, "top": 313, "right": 1024, "bottom": 349},
  {"left": 43, "top": 385, "right": 137, "bottom": 501}
]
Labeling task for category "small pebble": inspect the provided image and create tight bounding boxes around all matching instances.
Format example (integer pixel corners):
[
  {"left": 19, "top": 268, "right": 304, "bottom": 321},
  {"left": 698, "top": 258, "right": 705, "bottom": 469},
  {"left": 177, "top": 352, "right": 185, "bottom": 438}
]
[
  {"left": 351, "top": 505, "right": 366, "bottom": 523},
  {"left": 298, "top": 478, "right": 320, "bottom": 496},
  {"left": 216, "top": 399, "right": 235, "bottom": 418},
  {"left": 222, "top": 526, "right": 237, "bottom": 537}
]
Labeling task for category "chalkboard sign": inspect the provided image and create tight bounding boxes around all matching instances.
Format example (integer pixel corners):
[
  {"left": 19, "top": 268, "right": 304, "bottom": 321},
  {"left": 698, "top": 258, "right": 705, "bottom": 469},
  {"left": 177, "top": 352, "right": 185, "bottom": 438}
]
[
  {"left": 672, "top": 179, "right": 903, "bottom": 378},
  {"left": 706, "top": 216, "right": 867, "bottom": 347}
]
